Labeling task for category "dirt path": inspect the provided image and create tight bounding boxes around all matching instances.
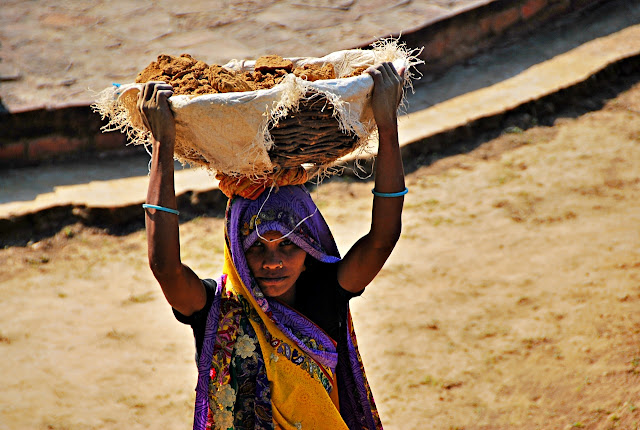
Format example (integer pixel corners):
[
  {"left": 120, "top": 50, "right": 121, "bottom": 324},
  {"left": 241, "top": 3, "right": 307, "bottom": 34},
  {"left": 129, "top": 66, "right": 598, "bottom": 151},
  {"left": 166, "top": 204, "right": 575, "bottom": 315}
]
[{"left": 1, "top": 83, "right": 639, "bottom": 429}]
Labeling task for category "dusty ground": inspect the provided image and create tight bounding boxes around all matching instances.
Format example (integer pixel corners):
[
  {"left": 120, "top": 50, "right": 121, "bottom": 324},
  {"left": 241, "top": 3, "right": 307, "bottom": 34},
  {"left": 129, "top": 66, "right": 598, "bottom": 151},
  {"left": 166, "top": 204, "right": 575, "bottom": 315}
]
[
  {"left": 1, "top": 81, "right": 640, "bottom": 429},
  {"left": 0, "top": 0, "right": 484, "bottom": 111}
]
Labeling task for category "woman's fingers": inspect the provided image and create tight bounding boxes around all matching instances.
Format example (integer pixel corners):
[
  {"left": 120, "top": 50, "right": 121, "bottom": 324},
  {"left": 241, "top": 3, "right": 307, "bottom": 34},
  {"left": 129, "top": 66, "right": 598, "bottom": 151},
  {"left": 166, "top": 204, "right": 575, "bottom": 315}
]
[
  {"left": 152, "top": 83, "right": 174, "bottom": 102},
  {"left": 138, "top": 82, "right": 173, "bottom": 113},
  {"left": 381, "top": 63, "right": 404, "bottom": 106},
  {"left": 137, "top": 85, "right": 152, "bottom": 130},
  {"left": 382, "top": 61, "right": 395, "bottom": 75},
  {"left": 369, "top": 63, "right": 403, "bottom": 95},
  {"left": 156, "top": 89, "right": 174, "bottom": 105},
  {"left": 379, "top": 62, "right": 392, "bottom": 80},
  {"left": 366, "top": 65, "right": 382, "bottom": 83},
  {"left": 141, "top": 81, "right": 155, "bottom": 102},
  {"left": 366, "top": 61, "right": 407, "bottom": 129},
  {"left": 367, "top": 62, "right": 392, "bottom": 81},
  {"left": 138, "top": 81, "right": 172, "bottom": 104}
]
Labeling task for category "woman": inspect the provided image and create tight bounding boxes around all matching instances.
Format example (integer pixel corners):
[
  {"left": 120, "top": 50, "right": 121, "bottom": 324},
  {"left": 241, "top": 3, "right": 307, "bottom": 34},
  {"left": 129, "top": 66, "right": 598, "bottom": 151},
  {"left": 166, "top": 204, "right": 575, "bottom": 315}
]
[{"left": 138, "top": 62, "right": 406, "bottom": 429}]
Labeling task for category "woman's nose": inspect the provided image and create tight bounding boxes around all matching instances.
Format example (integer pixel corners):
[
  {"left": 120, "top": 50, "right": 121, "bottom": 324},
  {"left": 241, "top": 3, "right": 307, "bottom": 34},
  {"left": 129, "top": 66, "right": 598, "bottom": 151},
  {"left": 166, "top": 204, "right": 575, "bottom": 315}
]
[
  {"left": 262, "top": 252, "right": 282, "bottom": 270},
  {"left": 263, "top": 260, "right": 282, "bottom": 270}
]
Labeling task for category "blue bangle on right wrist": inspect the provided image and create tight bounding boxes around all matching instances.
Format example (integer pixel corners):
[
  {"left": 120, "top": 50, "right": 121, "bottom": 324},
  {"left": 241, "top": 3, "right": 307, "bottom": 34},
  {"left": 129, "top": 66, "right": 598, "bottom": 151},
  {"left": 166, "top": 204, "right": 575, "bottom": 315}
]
[
  {"left": 142, "top": 203, "right": 180, "bottom": 215},
  {"left": 371, "top": 187, "right": 408, "bottom": 198}
]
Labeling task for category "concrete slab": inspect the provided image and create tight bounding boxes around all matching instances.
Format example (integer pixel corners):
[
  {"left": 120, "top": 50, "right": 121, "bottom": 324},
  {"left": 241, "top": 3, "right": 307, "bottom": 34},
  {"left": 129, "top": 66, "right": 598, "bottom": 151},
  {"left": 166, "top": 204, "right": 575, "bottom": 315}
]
[
  {"left": 0, "top": 165, "right": 216, "bottom": 216},
  {"left": 396, "top": 24, "right": 640, "bottom": 148}
]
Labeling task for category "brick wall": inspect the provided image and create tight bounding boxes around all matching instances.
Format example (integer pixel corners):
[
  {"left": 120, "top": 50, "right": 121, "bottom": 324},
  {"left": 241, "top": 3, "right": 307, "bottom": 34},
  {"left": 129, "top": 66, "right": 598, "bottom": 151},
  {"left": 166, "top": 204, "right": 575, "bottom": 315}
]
[{"left": 0, "top": 103, "right": 132, "bottom": 167}]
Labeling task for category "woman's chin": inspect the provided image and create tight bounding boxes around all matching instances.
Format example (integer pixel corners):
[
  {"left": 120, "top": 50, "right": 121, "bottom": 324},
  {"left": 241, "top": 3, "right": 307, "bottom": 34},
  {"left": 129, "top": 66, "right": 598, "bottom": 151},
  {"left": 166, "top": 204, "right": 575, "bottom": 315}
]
[{"left": 258, "top": 279, "right": 296, "bottom": 304}]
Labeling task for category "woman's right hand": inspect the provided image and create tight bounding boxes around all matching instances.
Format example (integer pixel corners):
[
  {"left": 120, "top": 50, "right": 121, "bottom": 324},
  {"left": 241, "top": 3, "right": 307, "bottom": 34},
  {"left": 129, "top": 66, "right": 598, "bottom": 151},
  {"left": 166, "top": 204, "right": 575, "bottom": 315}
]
[
  {"left": 136, "top": 81, "right": 175, "bottom": 144},
  {"left": 140, "top": 81, "right": 206, "bottom": 316}
]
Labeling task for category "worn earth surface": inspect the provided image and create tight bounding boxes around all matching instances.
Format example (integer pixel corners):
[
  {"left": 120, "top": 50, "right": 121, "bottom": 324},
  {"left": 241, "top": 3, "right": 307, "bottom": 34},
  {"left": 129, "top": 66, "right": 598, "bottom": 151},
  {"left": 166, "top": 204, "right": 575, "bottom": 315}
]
[
  {"left": 0, "top": 0, "right": 486, "bottom": 111},
  {"left": 1, "top": 77, "right": 639, "bottom": 429}
]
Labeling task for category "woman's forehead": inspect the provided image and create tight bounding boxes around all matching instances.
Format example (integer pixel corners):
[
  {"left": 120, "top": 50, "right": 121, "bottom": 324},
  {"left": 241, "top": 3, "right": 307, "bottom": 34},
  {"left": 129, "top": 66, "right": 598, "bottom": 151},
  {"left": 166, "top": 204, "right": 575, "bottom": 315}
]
[{"left": 257, "top": 230, "right": 285, "bottom": 242}]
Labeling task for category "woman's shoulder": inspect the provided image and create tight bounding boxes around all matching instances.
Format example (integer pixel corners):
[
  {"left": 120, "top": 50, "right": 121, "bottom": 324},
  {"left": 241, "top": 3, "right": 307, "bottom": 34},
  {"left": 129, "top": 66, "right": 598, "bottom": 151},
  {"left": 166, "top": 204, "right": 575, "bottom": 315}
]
[
  {"left": 173, "top": 277, "right": 219, "bottom": 325},
  {"left": 299, "top": 262, "right": 363, "bottom": 301}
]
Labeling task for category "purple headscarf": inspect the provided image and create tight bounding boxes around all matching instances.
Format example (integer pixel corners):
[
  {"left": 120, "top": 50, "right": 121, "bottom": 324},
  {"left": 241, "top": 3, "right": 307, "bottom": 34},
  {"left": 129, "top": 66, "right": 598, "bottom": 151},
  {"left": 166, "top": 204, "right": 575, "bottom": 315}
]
[
  {"left": 226, "top": 184, "right": 341, "bottom": 282},
  {"left": 226, "top": 185, "right": 341, "bottom": 370}
]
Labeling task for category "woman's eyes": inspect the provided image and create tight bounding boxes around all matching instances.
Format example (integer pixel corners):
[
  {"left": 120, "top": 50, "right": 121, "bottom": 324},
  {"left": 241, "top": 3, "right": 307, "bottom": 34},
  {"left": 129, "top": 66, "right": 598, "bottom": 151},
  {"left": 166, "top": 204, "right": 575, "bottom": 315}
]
[
  {"left": 249, "top": 239, "right": 294, "bottom": 249},
  {"left": 249, "top": 241, "right": 264, "bottom": 250}
]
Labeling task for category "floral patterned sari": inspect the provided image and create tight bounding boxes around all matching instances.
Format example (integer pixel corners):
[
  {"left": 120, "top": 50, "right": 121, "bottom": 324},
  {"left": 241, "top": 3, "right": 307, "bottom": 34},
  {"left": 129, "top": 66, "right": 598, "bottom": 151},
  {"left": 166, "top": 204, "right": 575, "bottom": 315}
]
[{"left": 192, "top": 185, "right": 382, "bottom": 430}]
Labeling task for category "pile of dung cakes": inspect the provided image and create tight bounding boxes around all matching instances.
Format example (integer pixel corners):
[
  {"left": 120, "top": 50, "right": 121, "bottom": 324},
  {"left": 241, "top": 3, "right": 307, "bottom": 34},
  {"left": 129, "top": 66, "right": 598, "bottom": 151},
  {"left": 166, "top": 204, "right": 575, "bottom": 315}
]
[{"left": 135, "top": 53, "right": 350, "bottom": 94}]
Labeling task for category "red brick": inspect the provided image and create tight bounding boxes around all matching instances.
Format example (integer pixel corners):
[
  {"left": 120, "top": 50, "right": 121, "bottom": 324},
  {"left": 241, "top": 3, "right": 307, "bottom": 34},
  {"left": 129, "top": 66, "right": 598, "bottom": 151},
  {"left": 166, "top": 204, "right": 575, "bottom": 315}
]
[
  {"left": 491, "top": 7, "right": 521, "bottom": 34},
  {"left": 95, "top": 131, "right": 127, "bottom": 151},
  {"left": 530, "top": 0, "right": 570, "bottom": 22},
  {"left": 0, "top": 142, "right": 26, "bottom": 161},
  {"left": 27, "top": 136, "right": 85, "bottom": 160},
  {"left": 459, "top": 21, "right": 487, "bottom": 43},
  {"left": 422, "top": 33, "right": 449, "bottom": 61},
  {"left": 521, "top": 0, "right": 548, "bottom": 20},
  {"left": 478, "top": 15, "right": 494, "bottom": 36}
]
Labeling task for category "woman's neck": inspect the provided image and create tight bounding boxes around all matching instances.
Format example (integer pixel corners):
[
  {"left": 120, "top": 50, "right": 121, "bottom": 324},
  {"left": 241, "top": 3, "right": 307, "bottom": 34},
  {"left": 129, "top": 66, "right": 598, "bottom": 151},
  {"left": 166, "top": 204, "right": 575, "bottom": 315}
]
[{"left": 277, "top": 283, "right": 297, "bottom": 307}]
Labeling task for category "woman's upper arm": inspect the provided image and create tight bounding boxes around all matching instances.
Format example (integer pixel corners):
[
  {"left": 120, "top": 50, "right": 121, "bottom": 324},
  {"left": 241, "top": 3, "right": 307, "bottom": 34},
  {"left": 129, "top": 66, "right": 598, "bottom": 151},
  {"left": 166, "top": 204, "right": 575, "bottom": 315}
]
[
  {"left": 154, "top": 263, "right": 207, "bottom": 317},
  {"left": 336, "top": 231, "right": 399, "bottom": 294},
  {"left": 336, "top": 63, "right": 405, "bottom": 294}
]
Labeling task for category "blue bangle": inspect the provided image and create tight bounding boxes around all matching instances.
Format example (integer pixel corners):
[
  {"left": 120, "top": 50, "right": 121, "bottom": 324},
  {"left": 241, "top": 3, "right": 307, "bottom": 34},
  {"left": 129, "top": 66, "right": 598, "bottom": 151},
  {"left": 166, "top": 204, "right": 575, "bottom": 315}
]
[
  {"left": 371, "top": 187, "right": 408, "bottom": 197},
  {"left": 142, "top": 204, "right": 180, "bottom": 215}
]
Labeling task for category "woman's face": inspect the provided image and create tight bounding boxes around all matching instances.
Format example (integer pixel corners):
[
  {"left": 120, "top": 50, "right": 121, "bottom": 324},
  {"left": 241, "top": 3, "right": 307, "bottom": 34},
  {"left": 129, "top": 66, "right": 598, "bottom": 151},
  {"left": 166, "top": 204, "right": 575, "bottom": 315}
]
[{"left": 245, "top": 230, "right": 307, "bottom": 306}]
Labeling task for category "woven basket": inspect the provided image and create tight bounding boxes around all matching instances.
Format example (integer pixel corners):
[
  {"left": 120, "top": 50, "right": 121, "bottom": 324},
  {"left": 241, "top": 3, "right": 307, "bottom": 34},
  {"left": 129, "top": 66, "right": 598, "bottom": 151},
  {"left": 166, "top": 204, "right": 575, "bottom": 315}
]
[
  {"left": 267, "top": 92, "right": 360, "bottom": 168},
  {"left": 93, "top": 40, "right": 419, "bottom": 177}
]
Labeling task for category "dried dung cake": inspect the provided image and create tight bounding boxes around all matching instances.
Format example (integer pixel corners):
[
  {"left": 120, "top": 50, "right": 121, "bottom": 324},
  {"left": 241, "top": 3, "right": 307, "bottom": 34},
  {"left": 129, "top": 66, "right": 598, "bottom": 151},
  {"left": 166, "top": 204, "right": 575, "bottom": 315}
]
[
  {"left": 254, "top": 55, "right": 294, "bottom": 73},
  {"left": 293, "top": 63, "right": 336, "bottom": 81}
]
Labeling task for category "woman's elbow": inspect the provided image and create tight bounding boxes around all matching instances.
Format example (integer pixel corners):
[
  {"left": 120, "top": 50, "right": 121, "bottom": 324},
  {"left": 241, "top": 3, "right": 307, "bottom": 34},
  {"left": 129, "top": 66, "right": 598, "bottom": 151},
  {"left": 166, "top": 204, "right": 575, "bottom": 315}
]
[
  {"left": 371, "top": 224, "right": 402, "bottom": 251},
  {"left": 148, "top": 257, "right": 182, "bottom": 282}
]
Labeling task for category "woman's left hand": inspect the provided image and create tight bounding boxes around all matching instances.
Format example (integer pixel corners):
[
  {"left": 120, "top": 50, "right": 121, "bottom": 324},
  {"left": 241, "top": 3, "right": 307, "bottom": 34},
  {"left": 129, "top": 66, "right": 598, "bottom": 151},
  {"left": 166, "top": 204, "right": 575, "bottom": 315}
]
[
  {"left": 338, "top": 62, "right": 406, "bottom": 294},
  {"left": 366, "top": 62, "right": 405, "bottom": 131}
]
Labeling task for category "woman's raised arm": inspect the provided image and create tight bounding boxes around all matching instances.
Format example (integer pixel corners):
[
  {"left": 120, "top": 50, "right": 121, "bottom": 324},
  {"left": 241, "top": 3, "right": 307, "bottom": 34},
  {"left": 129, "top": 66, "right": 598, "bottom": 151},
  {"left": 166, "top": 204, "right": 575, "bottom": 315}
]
[
  {"left": 337, "top": 62, "right": 406, "bottom": 293},
  {"left": 138, "top": 82, "right": 206, "bottom": 315}
]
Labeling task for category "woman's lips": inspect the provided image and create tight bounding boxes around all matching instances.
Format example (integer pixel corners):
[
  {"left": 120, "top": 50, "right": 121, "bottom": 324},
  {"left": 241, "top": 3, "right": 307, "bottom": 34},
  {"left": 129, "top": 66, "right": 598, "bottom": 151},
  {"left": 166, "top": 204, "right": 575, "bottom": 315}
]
[{"left": 257, "top": 276, "right": 287, "bottom": 286}]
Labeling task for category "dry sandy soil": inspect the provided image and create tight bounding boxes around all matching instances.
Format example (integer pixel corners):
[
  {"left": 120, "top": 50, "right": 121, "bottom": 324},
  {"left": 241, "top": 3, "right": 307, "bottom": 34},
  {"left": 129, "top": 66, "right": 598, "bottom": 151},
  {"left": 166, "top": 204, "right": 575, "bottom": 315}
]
[
  {"left": 0, "top": 0, "right": 483, "bottom": 111},
  {"left": 1, "top": 82, "right": 640, "bottom": 429}
]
